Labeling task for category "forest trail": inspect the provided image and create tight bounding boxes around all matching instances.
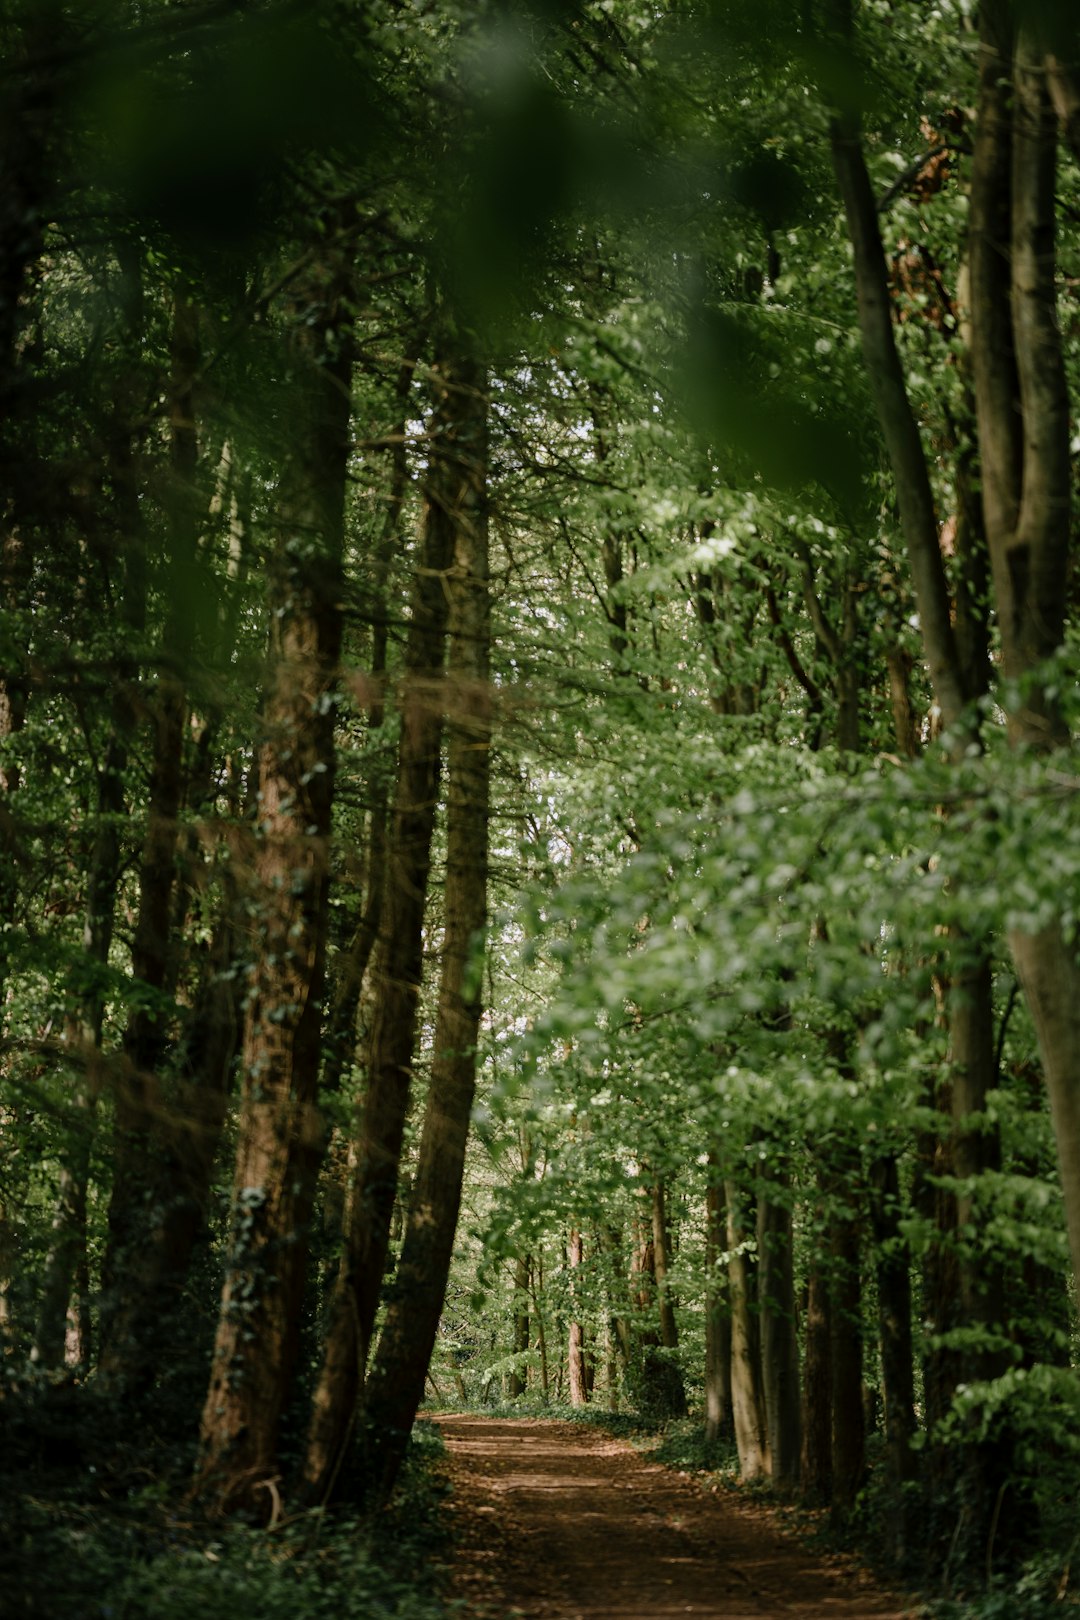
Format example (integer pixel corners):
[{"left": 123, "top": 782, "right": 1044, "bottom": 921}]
[{"left": 435, "top": 1415, "right": 915, "bottom": 1620}]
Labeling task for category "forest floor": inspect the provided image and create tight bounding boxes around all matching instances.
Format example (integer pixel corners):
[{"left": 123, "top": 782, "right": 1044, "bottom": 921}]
[{"left": 434, "top": 1414, "right": 917, "bottom": 1620}]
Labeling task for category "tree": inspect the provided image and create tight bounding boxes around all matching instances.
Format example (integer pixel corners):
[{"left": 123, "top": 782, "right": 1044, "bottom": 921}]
[{"left": 197, "top": 243, "right": 353, "bottom": 1509}]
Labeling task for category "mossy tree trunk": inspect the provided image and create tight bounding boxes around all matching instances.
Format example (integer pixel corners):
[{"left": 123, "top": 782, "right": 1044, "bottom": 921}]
[{"left": 196, "top": 257, "right": 353, "bottom": 1512}]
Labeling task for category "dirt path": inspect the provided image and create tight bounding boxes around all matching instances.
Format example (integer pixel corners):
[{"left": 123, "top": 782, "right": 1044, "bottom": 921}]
[{"left": 435, "top": 1415, "right": 915, "bottom": 1620}]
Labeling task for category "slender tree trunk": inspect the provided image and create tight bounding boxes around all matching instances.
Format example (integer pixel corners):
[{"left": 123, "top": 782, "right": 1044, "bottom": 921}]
[
  {"left": 0, "top": 530, "right": 28, "bottom": 1028},
  {"left": 98, "top": 293, "right": 202, "bottom": 1387},
  {"left": 651, "top": 1179, "right": 679, "bottom": 1351},
  {"left": 35, "top": 439, "right": 147, "bottom": 1369},
  {"left": 567, "top": 1228, "right": 588, "bottom": 1407},
  {"left": 196, "top": 259, "right": 352, "bottom": 1510},
  {"left": 532, "top": 1254, "right": 550, "bottom": 1399},
  {"left": 836, "top": 1, "right": 1080, "bottom": 1313},
  {"left": 0, "top": 530, "right": 28, "bottom": 1348},
  {"left": 828, "top": 96, "right": 966, "bottom": 730},
  {"left": 934, "top": 945, "right": 1013, "bottom": 1578},
  {"left": 353, "top": 356, "right": 489, "bottom": 1501},
  {"left": 508, "top": 1253, "right": 530, "bottom": 1397},
  {"left": 868, "top": 1155, "right": 916, "bottom": 1495},
  {"left": 868, "top": 1152, "right": 916, "bottom": 1562},
  {"left": 758, "top": 1175, "right": 801, "bottom": 1491},
  {"left": 319, "top": 372, "right": 412, "bottom": 1101},
  {"left": 800, "top": 1244, "right": 832, "bottom": 1504},
  {"left": 992, "top": 28, "right": 1080, "bottom": 1303},
  {"left": 726, "top": 1179, "right": 767, "bottom": 1481},
  {"left": 302, "top": 345, "right": 476, "bottom": 1503},
  {"left": 826, "top": 1150, "right": 865, "bottom": 1519},
  {"left": 704, "top": 1174, "right": 731, "bottom": 1444}
]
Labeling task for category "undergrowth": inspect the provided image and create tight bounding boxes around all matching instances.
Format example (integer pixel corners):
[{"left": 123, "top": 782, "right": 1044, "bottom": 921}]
[{"left": 3, "top": 1415, "right": 455, "bottom": 1620}]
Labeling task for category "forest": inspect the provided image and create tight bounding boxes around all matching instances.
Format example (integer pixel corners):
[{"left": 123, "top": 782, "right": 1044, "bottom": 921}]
[{"left": 3, "top": 1, "right": 1080, "bottom": 1616}]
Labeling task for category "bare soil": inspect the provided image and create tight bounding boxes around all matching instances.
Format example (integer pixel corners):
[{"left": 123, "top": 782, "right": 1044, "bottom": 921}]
[{"left": 434, "top": 1415, "right": 916, "bottom": 1620}]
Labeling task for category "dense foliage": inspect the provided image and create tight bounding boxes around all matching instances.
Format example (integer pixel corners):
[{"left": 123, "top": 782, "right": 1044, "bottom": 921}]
[{"left": 2, "top": 2, "right": 1080, "bottom": 1616}]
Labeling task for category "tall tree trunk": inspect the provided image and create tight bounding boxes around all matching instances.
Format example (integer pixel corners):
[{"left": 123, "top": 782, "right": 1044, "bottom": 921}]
[
  {"left": 800, "top": 1242, "right": 832, "bottom": 1504},
  {"left": 319, "top": 367, "right": 413, "bottom": 1101},
  {"left": 599, "top": 1223, "right": 634, "bottom": 1387},
  {"left": 835, "top": 0, "right": 1080, "bottom": 1314},
  {"left": 704, "top": 1174, "right": 731, "bottom": 1444},
  {"left": 758, "top": 1174, "right": 801, "bottom": 1491},
  {"left": 828, "top": 25, "right": 967, "bottom": 736},
  {"left": 567, "top": 1228, "right": 588, "bottom": 1407},
  {"left": 98, "top": 292, "right": 202, "bottom": 1387},
  {"left": 948, "top": 949, "right": 1011, "bottom": 1572},
  {"left": 0, "top": 529, "right": 28, "bottom": 1348},
  {"left": 826, "top": 1149, "right": 865, "bottom": 1519},
  {"left": 353, "top": 355, "right": 489, "bottom": 1501},
  {"left": 531, "top": 1255, "right": 550, "bottom": 1400},
  {"left": 867, "top": 1152, "right": 916, "bottom": 1559},
  {"left": 987, "top": 22, "right": 1080, "bottom": 1315},
  {"left": 726, "top": 1179, "right": 767, "bottom": 1481},
  {"left": 507, "top": 1253, "right": 530, "bottom": 1397},
  {"left": 196, "top": 258, "right": 352, "bottom": 1510},
  {"left": 868, "top": 1154, "right": 916, "bottom": 1492},
  {"left": 651, "top": 1179, "right": 679, "bottom": 1351},
  {"left": 302, "top": 343, "right": 475, "bottom": 1503},
  {"left": 35, "top": 402, "right": 148, "bottom": 1369},
  {"left": 0, "top": 529, "right": 28, "bottom": 1027}
]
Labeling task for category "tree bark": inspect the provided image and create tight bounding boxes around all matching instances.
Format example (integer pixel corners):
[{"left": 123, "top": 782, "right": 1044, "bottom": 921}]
[
  {"left": 98, "top": 292, "right": 202, "bottom": 1388},
  {"left": 826, "top": 1151, "right": 865, "bottom": 1518},
  {"left": 302, "top": 345, "right": 478, "bottom": 1504},
  {"left": 0, "top": 529, "right": 28, "bottom": 1025},
  {"left": 758, "top": 1174, "right": 801, "bottom": 1491},
  {"left": 197, "top": 257, "right": 352, "bottom": 1510},
  {"left": 868, "top": 1153, "right": 916, "bottom": 1554},
  {"left": 319, "top": 368, "right": 413, "bottom": 1101},
  {"left": 704, "top": 1174, "right": 731, "bottom": 1444},
  {"left": 828, "top": 76, "right": 967, "bottom": 732},
  {"left": 651, "top": 1179, "right": 679, "bottom": 1351},
  {"left": 800, "top": 1245, "right": 832, "bottom": 1504},
  {"left": 567, "top": 1228, "right": 588, "bottom": 1407},
  {"left": 353, "top": 355, "right": 489, "bottom": 1501},
  {"left": 725, "top": 1179, "right": 767, "bottom": 1481},
  {"left": 508, "top": 1253, "right": 530, "bottom": 1397}
]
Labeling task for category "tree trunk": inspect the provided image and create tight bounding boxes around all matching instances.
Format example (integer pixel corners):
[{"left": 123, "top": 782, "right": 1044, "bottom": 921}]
[
  {"left": 827, "top": 1152, "right": 865, "bottom": 1519},
  {"left": 319, "top": 371, "right": 412, "bottom": 1101},
  {"left": 758, "top": 1175, "right": 801, "bottom": 1491},
  {"left": 800, "top": 1246, "right": 832, "bottom": 1504},
  {"left": 532, "top": 1254, "right": 550, "bottom": 1400},
  {"left": 197, "top": 259, "right": 352, "bottom": 1511},
  {"left": 651, "top": 1179, "right": 679, "bottom": 1351},
  {"left": 868, "top": 1155, "right": 916, "bottom": 1486},
  {"left": 508, "top": 1253, "right": 530, "bottom": 1398},
  {"left": 35, "top": 434, "right": 147, "bottom": 1370},
  {"left": 995, "top": 31, "right": 1080, "bottom": 1303},
  {"left": 704, "top": 1175, "right": 731, "bottom": 1445},
  {"left": 0, "top": 529, "right": 28, "bottom": 1026},
  {"left": 600, "top": 1223, "right": 634, "bottom": 1385},
  {"left": 302, "top": 343, "right": 477, "bottom": 1504},
  {"left": 98, "top": 292, "right": 202, "bottom": 1388},
  {"left": 725, "top": 1179, "right": 767, "bottom": 1481},
  {"left": 829, "top": 69, "right": 967, "bottom": 733},
  {"left": 352, "top": 355, "right": 489, "bottom": 1502},
  {"left": 567, "top": 1228, "right": 588, "bottom": 1407}
]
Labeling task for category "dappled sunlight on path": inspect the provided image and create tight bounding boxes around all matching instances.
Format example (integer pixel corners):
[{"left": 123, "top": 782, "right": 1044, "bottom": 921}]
[{"left": 435, "top": 1415, "right": 915, "bottom": 1620}]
